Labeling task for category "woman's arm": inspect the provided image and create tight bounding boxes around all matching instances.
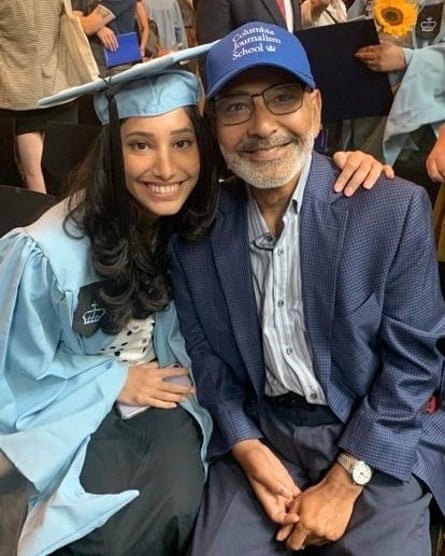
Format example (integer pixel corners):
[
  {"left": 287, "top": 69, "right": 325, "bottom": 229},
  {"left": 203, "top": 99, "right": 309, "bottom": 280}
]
[
  {"left": 73, "top": 4, "right": 115, "bottom": 36},
  {"left": 135, "top": 0, "right": 149, "bottom": 59},
  {"left": 426, "top": 124, "right": 445, "bottom": 183}
]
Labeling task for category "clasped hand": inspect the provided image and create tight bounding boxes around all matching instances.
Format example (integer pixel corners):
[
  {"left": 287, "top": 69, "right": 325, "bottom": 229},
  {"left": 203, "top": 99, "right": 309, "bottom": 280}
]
[
  {"left": 118, "top": 360, "right": 195, "bottom": 409},
  {"left": 276, "top": 463, "right": 362, "bottom": 551},
  {"left": 233, "top": 440, "right": 362, "bottom": 551}
]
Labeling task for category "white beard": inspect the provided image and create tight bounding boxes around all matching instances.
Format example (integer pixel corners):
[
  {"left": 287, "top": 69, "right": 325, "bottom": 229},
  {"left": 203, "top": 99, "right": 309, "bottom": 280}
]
[{"left": 220, "top": 130, "right": 316, "bottom": 190}]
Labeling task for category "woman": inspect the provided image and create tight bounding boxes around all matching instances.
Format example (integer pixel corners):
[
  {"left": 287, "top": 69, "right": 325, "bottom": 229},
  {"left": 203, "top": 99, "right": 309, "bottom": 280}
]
[{"left": 0, "top": 68, "right": 217, "bottom": 556}]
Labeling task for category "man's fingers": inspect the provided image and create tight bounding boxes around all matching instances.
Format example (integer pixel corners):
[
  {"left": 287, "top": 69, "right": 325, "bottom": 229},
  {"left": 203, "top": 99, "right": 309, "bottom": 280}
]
[{"left": 285, "top": 523, "right": 310, "bottom": 551}]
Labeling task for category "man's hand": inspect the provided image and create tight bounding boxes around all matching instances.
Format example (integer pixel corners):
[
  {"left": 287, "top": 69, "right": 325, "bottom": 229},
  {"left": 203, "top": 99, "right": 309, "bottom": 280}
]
[
  {"left": 355, "top": 42, "right": 406, "bottom": 73},
  {"left": 332, "top": 150, "right": 394, "bottom": 196},
  {"left": 276, "top": 463, "right": 362, "bottom": 550},
  {"left": 118, "top": 361, "right": 195, "bottom": 409},
  {"left": 426, "top": 127, "right": 445, "bottom": 183},
  {"left": 232, "top": 439, "right": 301, "bottom": 526}
]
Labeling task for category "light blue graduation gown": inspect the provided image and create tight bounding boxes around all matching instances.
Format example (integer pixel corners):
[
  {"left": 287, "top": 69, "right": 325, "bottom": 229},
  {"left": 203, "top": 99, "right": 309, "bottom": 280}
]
[{"left": 0, "top": 201, "right": 212, "bottom": 555}]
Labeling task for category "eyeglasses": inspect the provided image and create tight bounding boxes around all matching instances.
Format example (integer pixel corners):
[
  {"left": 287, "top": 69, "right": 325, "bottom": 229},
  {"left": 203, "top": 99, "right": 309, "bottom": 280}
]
[{"left": 212, "top": 82, "right": 310, "bottom": 126}]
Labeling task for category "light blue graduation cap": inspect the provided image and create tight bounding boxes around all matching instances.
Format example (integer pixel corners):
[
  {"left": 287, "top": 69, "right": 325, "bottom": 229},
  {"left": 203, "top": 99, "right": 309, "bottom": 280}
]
[
  {"left": 38, "top": 43, "right": 216, "bottom": 223},
  {"left": 38, "top": 43, "right": 215, "bottom": 110}
]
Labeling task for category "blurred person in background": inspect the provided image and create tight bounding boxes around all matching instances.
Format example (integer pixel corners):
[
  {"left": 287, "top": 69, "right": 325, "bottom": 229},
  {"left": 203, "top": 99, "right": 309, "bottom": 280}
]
[
  {"left": 0, "top": 1, "right": 80, "bottom": 193},
  {"left": 427, "top": 123, "right": 445, "bottom": 295},
  {"left": 72, "top": 0, "right": 138, "bottom": 74},
  {"left": 141, "top": 0, "right": 188, "bottom": 53},
  {"left": 345, "top": 0, "right": 445, "bottom": 205}
]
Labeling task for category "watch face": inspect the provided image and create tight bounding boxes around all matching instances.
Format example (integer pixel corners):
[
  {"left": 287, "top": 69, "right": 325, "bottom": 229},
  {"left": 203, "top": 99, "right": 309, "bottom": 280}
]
[{"left": 352, "top": 461, "right": 372, "bottom": 486}]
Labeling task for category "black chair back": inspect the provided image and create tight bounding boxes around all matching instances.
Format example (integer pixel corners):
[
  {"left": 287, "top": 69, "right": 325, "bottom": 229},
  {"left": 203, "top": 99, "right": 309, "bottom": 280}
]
[{"left": 0, "top": 185, "right": 56, "bottom": 237}]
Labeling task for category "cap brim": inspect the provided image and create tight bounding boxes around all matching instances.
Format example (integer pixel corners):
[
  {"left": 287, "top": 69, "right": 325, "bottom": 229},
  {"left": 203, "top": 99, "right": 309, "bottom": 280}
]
[
  {"left": 38, "top": 42, "right": 217, "bottom": 108},
  {"left": 207, "top": 60, "right": 315, "bottom": 98}
]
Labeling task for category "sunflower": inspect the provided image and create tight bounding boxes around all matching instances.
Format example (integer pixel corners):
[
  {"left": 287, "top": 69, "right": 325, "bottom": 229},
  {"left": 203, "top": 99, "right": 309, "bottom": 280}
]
[{"left": 374, "top": 0, "right": 418, "bottom": 37}]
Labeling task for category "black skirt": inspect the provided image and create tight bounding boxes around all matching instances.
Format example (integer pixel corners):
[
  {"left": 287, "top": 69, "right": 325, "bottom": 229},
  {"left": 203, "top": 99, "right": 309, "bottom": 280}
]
[{"left": 53, "top": 405, "right": 204, "bottom": 556}]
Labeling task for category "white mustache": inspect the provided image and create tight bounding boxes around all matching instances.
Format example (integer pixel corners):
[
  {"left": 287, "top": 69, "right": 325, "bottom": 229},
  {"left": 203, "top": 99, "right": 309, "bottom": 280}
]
[{"left": 237, "top": 134, "right": 303, "bottom": 153}]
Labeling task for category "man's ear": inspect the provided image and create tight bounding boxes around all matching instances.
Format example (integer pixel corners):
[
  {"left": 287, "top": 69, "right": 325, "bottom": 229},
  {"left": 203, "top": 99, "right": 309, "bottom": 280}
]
[{"left": 310, "top": 89, "right": 322, "bottom": 136}]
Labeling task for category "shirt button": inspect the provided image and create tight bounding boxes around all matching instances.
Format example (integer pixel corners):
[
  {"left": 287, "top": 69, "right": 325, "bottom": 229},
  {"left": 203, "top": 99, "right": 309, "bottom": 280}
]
[
  {"left": 278, "top": 248, "right": 284, "bottom": 255},
  {"left": 277, "top": 300, "right": 284, "bottom": 307},
  {"left": 286, "top": 347, "right": 293, "bottom": 355},
  {"left": 310, "top": 393, "right": 318, "bottom": 401}
]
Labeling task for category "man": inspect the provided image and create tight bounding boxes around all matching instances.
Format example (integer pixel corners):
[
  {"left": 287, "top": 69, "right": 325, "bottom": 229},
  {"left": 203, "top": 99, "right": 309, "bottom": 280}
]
[
  {"left": 170, "top": 21, "right": 445, "bottom": 555},
  {"left": 195, "top": 0, "right": 301, "bottom": 43},
  {"left": 195, "top": 0, "right": 340, "bottom": 44}
]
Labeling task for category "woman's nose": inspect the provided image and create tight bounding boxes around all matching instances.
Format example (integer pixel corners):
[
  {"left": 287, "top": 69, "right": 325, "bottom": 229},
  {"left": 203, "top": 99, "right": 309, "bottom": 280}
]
[{"left": 152, "top": 149, "right": 176, "bottom": 180}]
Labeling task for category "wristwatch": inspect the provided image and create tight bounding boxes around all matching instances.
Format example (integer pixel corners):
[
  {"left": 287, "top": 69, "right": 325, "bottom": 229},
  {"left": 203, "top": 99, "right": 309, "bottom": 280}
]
[{"left": 336, "top": 452, "right": 373, "bottom": 486}]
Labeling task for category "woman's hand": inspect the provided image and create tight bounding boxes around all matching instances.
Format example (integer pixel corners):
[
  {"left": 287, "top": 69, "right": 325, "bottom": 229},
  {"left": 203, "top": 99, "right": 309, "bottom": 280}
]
[
  {"left": 118, "top": 361, "right": 195, "bottom": 409},
  {"left": 97, "top": 26, "right": 118, "bottom": 52},
  {"left": 332, "top": 150, "right": 394, "bottom": 196},
  {"left": 355, "top": 42, "right": 406, "bottom": 73}
]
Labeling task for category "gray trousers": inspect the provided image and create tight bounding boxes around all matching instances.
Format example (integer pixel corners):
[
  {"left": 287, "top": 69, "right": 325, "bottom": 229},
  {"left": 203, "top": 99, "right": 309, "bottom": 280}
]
[{"left": 189, "top": 400, "right": 432, "bottom": 556}]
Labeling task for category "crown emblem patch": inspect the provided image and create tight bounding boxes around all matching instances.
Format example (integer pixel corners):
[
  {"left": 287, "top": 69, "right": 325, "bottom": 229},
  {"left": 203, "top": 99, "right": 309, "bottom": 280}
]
[
  {"left": 82, "top": 302, "right": 106, "bottom": 326},
  {"left": 73, "top": 282, "right": 108, "bottom": 337}
]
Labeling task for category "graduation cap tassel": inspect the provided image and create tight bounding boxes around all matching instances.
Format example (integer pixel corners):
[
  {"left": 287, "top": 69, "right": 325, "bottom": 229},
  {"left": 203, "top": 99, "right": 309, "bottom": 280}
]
[{"left": 105, "top": 87, "right": 130, "bottom": 229}]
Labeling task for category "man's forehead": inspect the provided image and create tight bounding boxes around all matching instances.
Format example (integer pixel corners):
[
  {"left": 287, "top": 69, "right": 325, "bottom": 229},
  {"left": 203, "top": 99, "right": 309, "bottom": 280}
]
[{"left": 218, "top": 67, "right": 299, "bottom": 96}]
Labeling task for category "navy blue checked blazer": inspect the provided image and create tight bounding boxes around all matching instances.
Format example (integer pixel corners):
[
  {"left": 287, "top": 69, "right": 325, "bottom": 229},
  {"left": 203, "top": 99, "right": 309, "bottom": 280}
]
[{"left": 170, "top": 152, "right": 445, "bottom": 512}]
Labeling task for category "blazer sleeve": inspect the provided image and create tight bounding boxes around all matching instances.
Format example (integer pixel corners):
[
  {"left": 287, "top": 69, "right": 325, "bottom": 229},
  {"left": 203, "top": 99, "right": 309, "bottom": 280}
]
[
  {"left": 170, "top": 245, "right": 263, "bottom": 457},
  {"left": 0, "top": 230, "right": 127, "bottom": 493},
  {"left": 338, "top": 186, "right": 445, "bottom": 480}
]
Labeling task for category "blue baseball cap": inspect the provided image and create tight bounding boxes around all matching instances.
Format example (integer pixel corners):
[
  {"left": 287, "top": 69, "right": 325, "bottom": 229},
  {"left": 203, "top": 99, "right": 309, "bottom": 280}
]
[
  {"left": 205, "top": 21, "right": 316, "bottom": 98},
  {"left": 94, "top": 69, "right": 201, "bottom": 124}
]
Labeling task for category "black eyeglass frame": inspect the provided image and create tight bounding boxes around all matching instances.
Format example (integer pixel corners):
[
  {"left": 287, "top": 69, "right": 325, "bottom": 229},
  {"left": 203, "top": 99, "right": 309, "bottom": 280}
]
[{"left": 211, "top": 82, "right": 313, "bottom": 126}]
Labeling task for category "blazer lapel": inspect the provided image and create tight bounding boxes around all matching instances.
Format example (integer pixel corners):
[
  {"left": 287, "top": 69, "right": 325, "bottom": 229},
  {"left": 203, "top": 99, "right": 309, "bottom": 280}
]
[
  {"left": 211, "top": 196, "right": 265, "bottom": 396},
  {"left": 300, "top": 156, "right": 349, "bottom": 381}
]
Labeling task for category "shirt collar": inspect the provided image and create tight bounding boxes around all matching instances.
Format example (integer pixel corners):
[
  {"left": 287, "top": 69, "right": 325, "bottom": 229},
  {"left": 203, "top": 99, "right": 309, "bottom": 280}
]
[{"left": 247, "top": 153, "right": 312, "bottom": 245}]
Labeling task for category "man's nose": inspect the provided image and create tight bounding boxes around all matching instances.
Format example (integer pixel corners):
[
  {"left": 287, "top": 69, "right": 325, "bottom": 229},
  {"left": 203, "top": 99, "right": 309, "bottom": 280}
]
[{"left": 247, "top": 97, "right": 279, "bottom": 137}]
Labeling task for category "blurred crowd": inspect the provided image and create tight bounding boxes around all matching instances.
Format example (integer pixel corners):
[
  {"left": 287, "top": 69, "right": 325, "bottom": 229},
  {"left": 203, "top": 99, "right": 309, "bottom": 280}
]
[{"left": 0, "top": 0, "right": 443, "bottom": 207}]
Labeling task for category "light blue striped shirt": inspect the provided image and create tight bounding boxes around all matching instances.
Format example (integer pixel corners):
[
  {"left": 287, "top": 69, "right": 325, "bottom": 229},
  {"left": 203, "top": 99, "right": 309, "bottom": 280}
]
[{"left": 247, "top": 155, "right": 327, "bottom": 404}]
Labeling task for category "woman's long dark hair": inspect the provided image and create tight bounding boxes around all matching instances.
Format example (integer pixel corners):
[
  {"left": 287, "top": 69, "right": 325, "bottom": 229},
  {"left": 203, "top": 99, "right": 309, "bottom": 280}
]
[{"left": 64, "top": 105, "right": 219, "bottom": 335}]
